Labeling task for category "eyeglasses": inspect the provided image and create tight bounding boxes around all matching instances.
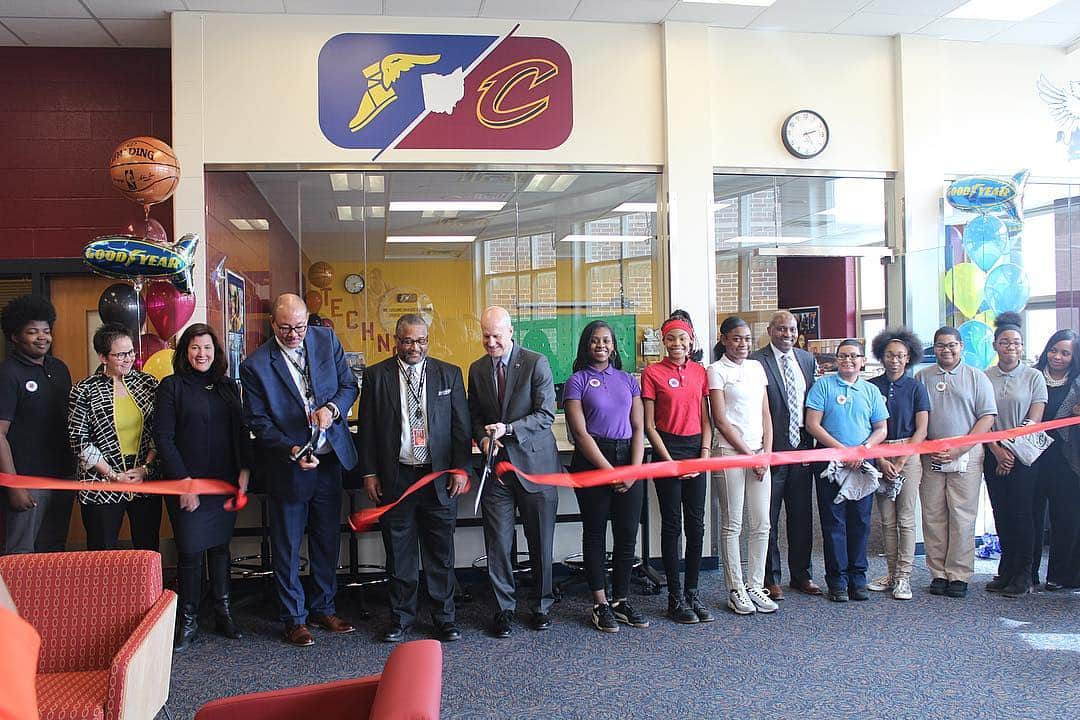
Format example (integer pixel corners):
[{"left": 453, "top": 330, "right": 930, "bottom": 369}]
[
  {"left": 274, "top": 323, "right": 308, "bottom": 336},
  {"left": 397, "top": 337, "right": 429, "bottom": 347},
  {"left": 836, "top": 353, "right": 863, "bottom": 361},
  {"left": 884, "top": 353, "right": 908, "bottom": 361},
  {"left": 109, "top": 350, "right": 136, "bottom": 360},
  {"left": 997, "top": 340, "right": 1022, "bottom": 348},
  {"left": 935, "top": 342, "right": 961, "bottom": 351}
]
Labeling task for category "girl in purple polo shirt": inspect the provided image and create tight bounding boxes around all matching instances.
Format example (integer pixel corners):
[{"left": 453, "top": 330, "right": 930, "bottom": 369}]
[{"left": 564, "top": 320, "right": 648, "bottom": 633}]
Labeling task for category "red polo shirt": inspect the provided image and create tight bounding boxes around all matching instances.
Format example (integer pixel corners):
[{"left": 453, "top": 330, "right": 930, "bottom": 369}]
[{"left": 640, "top": 357, "right": 708, "bottom": 436}]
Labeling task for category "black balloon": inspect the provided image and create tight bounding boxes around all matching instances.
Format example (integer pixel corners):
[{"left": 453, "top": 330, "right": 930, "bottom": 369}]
[{"left": 98, "top": 282, "right": 146, "bottom": 336}]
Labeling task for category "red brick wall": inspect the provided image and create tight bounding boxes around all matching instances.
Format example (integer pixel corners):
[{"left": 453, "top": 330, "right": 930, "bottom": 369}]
[{"left": 0, "top": 48, "right": 172, "bottom": 259}]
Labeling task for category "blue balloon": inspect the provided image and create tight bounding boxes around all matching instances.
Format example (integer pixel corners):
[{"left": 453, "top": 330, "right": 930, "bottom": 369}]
[
  {"left": 958, "top": 320, "right": 995, "bottom": 369},
  {"left": 985, "top": 263, "right": 1030, "bottom": 314},
  {"left": 962, "top": 214, "right": 1009, "bottom": 271}
]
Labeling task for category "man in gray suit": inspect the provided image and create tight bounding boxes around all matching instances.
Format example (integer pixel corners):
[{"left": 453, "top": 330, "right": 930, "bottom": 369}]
[{"left": 468, "top": 306, "right": 560, "bottom": 638}]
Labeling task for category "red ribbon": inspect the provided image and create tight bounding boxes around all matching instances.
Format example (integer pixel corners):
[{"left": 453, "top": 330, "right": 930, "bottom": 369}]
[
  {"left": 0, "top": 474, "right": 247, "bottom": 511},
  {"left": 348, "top": 469, "right": 470, "bottom": 532}
]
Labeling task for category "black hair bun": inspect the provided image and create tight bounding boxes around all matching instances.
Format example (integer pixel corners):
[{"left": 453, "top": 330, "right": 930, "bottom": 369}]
[{"left": 994, "top": 311, "right": 1023, "bottom": 329}]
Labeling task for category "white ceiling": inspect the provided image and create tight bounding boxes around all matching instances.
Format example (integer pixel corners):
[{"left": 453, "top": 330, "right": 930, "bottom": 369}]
[{"left": 2, "top": 0, "right": 1080, "bottom": 48}]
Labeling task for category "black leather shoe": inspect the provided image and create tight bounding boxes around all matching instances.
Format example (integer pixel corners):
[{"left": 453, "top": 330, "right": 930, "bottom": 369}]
[
  {"left": 1044, "top": 581, "right": 1064, "bottom": 592},
  {"left": 435, "top": 622, "right": 462, "bottom": 642},
  {"left": 986, "top": 575, "right": 1009, "bottom": 593},
  {"left": 827, "top": 589, "right": 849, "bottom": 603},
  {"left": 381, "top": 624, "right": 409, "bottom": 643},
  {"left": 849, "top": 586, "right": 869, "bottom": 601},
  {"left": 492, "top": 610, "right": 513, "bottom": 638},
  {"left": 928, "top": 578, "right": 948, "bottom": 596},
  {"left": 945, "top": 580, "right": 968, "bottom": 598},
  {"left": 531, "top": 612, "right": 552, "bottom": 631}
]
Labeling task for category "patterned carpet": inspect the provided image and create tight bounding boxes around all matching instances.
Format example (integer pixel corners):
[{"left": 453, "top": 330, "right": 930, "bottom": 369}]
[{"left": 165, "top": 556, "right": 1079, "bottom": 719}]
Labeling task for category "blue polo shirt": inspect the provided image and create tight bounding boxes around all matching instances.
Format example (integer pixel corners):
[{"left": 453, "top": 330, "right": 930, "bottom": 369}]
[
  {"left": 869, "top": 373, "right": 931, "bottom": 441},
  {"left": 806, "top": 373, "right": 889, "bottom": 447}
]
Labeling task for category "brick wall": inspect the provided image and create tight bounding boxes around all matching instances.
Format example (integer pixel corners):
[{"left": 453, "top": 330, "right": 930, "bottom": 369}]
[{"left": 0, "top": 48, "right": 172, "bottom": 259}]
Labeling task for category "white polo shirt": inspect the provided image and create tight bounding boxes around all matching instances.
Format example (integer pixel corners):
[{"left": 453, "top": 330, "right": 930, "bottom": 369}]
[{"left": 707, "top": 355, "right": 769, "bottom": 450}]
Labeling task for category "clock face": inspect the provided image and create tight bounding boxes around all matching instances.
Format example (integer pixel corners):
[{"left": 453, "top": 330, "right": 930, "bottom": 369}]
[
  {"left": 782, "top": 110, "right": 829, "bottom": 159},
  {"left": 344, "top": 273, "right": 365, "bottom": 293}
]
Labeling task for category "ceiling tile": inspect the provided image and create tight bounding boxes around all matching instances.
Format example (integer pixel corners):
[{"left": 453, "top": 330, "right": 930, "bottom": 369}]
[
  {"left": 387, "top": 0, "right": 483, "bottom": 18},
  {"left": 748, "top": 5, "right": 855, "bottom": 33},
  {"left": 283, "top": 0, "right": 383, "bottom": 13},
  {"left": 769, "top": 0, "right": 868, "bottom": 10},
  {"left": 183, "top": 1, "right": 286, "bottom": 12},
  {"left": 100, "top": 17, "right": 171, "bottom": 47},
  {"left": 0, "top": 0, "right": 90, "bottom": 18},
  {"left": 480, "top": 0, "right": 579, "bottom": 21},
  {"left": 987, "top": 20, "right": 1080, "bottom": 46},
  {"left": 2, "top": 17, "right": 115, "bottom": 45},
  {"left": 572, "top": 0, "right": 675, "bottom": 24},
  {"left": 663, "top": 2, "right": 764, "bottom": 27},
  {"left": 82, "top": 1, "right": 183, "bottom": 19},
  {"left": 1030, "top": 0, "right": 1080, "bottom": 23},
  {"left": 0, "top": 21, "right": 23, "bottom": 44},
  {"left": 831, "top": 11, "right": 934, "bottom": 36},
  {"left": 916, "top": 17, "right": 1014, "bottom": 41},
  {"left": 863, "top": 0, "right": 966, "bottom": 14}
]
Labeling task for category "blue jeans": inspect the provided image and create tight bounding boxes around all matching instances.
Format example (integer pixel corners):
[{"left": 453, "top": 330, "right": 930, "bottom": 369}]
[{"left": 816, "top": 474, "right": 872, "bottom": 592}]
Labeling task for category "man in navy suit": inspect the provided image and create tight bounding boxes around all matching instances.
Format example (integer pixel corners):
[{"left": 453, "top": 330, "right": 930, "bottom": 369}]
[
  {"left": 749, "top": 310, "right": 822, "bottom": 600},
  {"left": 240, "top": 293, "right": 359, "bottom": 647},
  {"left": 358, "top": 314, "right": 471, "bottom": 644}
]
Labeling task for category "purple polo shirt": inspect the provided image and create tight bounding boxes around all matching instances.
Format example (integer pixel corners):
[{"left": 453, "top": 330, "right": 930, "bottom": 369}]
[{"left": 563, "top": 365, "right": 640, "bottom": 440}]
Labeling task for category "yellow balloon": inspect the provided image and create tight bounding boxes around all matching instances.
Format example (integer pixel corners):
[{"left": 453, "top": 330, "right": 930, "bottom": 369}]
[
  {"left": 143, "top": 348, "right": 175, "bottom": 381},
  {"left": 943, "top": 262, "right": 985, "bottom": 319},
  {"left": 972, "top": 310, "right": 996, "bottom": 326}
]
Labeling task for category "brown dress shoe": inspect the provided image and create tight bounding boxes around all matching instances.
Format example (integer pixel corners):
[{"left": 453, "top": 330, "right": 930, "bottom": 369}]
[
  {"left": 790, "top": 578, "right": 823, "bottom": 596},
  {"left": 310, "top": 613, "right": 356, "bottom": 634},
  {"left": 284, "top": 623, "right": 314, "bottom": 646},
  {"left": 765, "top": 583, "right": 784, "bottom": 601}
]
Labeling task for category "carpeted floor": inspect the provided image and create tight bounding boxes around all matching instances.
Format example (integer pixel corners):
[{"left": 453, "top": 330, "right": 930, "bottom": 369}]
[{"left": 165, "top": 555, "right": 1079, "bottom": 719}]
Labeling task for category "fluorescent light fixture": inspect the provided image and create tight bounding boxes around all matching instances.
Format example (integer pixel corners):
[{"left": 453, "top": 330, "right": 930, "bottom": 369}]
[
  {"left": 368, "top": 206, "right": 385, "bottom": 218},
  {"left": 336, "top": 206, "right": 353, "bottom": 221},
  {"left": 229, "top": 219, "right": 252, "bottom": 230},
  {"left": 682, "top": 0, "right": 775, "bottom": 5},
  {"left": 728, "top": 236, "right": 810, "bottom": 245},
  {"left": 367, "top": 175, "right": 384, "bottom": 193},
  {"left": 338, "top": 206, "right": 384, "bottom": 220},
  {"left": 947, "top": 0, "right": 1059, "bottom": 21},
  {"left": 386, "top": 235, "right": 477, "bottom": 243},
  {"left": 524, "top": 173, "right": 578, "bottom": 192},
  {"left": 389, "top": 201, "right": 506, "bottom": 212},
  {"left": 229, "top": 218, "right": 268, "bottom": 230},
  {"left": 613, "top": 202, "right": 657, "bottom": 213},
  {"left": 249, "top": 219, "right": 269, "bottom": 230},
  {"left": 755, "top": 246, "right": 893, "bottom": 258},
  {"left": 560, "top": 234, "right": 653, "bottom": 243},
  {"left": 330, "top": 173, "right": 349, "bottom": 191}
]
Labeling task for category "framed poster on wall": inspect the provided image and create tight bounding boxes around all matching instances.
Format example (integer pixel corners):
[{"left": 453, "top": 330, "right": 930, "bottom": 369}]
[
  {"left": 789, "top": 306, "right": 820, "bottom": 349},
  {"left": 225, "top": 271, "right": 245, "bottom": 380}
]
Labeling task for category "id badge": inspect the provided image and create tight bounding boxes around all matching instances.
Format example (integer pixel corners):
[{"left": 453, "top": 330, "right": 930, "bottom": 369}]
[{"left": 412, "top": 427, "right": 428, "bottom": 448}]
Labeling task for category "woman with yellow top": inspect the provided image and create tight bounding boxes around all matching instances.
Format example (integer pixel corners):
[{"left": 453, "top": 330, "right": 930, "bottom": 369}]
[{"left": 68, "top": 322, "right": 159, "bottom": 551}]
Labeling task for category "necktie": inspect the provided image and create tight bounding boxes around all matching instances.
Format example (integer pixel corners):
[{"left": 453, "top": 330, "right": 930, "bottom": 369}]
[
  {"left": 782, "top": 353, "right": 801, "bottom": 448},
  {"left": 496, "top": 360, "right": 506, "bottom": 412},
  {"left": 406, "top": 365, "right": 429, "bottom": 464}
]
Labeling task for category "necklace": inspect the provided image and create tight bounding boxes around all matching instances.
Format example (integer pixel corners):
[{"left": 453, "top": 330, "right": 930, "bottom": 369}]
[{"left": 1044, "top": 369, "right": 1068, "bottom": 388}]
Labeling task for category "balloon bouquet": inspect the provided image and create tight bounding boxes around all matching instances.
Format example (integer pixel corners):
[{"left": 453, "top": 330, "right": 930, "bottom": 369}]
[
  {"left": 943, "top": 171, "right": 1030, "bottom": 369},
  {"left": 83, "top": 136, "right": 199, "bottom": 380}
]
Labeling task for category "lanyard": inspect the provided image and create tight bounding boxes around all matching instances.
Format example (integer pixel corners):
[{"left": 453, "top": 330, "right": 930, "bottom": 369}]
[
  {"left": 399, "top": 359, "right": 426, "bottom": 419},
  {"left": 282, "top": 347, "right": 315, "bottom": 408}
]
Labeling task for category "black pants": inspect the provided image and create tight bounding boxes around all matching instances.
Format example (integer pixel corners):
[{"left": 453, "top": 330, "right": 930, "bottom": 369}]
[
  {"left": 81, "top": 494, "right": 162, "bottom": 551},
  {"left": 653, "top": 431, "right": 705, "bottom": 594},
  {"left": 766, "top": 434, "right": 816, "bottom": 586},
  {"left": 985, "top": 452, "right": 1036, "bottom": 583},
  {"left": 572, "top": 439, "right": 644, "bottom": 599},
  {"left": 1033, "top": 446, "right": 1080, "bottom": 585}
]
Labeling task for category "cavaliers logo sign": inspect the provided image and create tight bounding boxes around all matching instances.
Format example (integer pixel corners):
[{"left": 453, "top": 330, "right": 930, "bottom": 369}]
[{"left": 318, "top": 28, "right": 573, "bottom": 155}]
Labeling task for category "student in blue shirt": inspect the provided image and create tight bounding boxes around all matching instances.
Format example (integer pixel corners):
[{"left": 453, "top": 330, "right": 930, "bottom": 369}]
[{"left": 805, "top": 338, "right": 888, "bottom": 602}]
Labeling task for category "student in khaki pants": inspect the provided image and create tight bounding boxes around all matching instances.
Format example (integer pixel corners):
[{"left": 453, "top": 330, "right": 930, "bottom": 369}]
[{"left": 916, "top": 327, "right": 997, "bottom": 599}]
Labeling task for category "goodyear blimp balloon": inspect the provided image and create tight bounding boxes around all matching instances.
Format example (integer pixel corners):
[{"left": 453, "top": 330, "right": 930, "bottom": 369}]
[
  {"left": 945, "top": 170, "right": 1029, "bottom": 223},
  {"left": 83, "top": 233, "right": 199, "bottom": 294}
]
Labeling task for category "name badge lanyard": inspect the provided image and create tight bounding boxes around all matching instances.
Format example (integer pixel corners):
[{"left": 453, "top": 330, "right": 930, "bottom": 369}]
[
  {"left": 283, "top": 349, "right": 316, "bottom": 415},
  {"left": 399, "top": 360, "right": 427, "bottom": 420}
]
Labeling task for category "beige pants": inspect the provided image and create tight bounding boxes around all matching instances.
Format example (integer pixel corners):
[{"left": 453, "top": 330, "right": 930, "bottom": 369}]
[
  {"left": 875, "top": 454, "right": 923, "bottom": 580},
  {"left": 714, "top": 447, "right": 772, "bottom": 591},
  {"left": 920, "top": 445, "right": 984, "bottom": 583}
]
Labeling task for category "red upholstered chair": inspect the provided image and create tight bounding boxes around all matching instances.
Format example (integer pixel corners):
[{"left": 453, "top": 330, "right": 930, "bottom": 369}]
[
  {"left": 194, "top": 639, "right": 443, "bottom": 720},
  {"left": 0, "top": 550, "right": 177, "bottom": 720},
  {"left": 0, "top": 604, "right": 41, "bottom": 720}
]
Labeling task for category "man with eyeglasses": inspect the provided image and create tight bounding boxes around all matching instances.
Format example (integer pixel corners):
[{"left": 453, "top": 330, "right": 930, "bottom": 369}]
[
  {"left": 240, "top": 293, "right": 359, "bottom": 647},
  {"left": 915, "top": 327, "right": 997, "bottom": 599},
  {"left": 357, "top": 314, "right": 471, "bottom": 643}
]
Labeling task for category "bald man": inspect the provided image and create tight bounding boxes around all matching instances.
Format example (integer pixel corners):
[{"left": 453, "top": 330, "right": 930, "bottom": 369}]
[
  {"left": 468, "top": 306, "right": 560, "bottom": 638},
  {"left": 241, "top": 293, "right": 359, "bottom": 646}
]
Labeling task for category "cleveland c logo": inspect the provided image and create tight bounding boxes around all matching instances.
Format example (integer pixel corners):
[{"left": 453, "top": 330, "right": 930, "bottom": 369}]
[{"left": 476, "top": 58, "right": 558, "bottom": 129}]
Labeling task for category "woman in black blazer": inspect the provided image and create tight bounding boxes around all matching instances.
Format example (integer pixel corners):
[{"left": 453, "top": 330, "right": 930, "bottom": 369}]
[{"left": 154, "top": 323, "right": 251, "bottom": 651}]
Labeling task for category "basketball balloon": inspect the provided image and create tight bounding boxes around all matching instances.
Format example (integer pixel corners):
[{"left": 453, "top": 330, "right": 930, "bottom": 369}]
[
  {"left": 108, "top": 136, "right": 181, "bottom": 208},
  {"left": 308, "top": 262, "right": 334, "bottom": 289},
  {"left": 305, "top": 289, "right": 323, "bottom": 314}
]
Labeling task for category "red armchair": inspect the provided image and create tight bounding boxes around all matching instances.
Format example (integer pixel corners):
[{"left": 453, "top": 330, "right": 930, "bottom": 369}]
[
  {"left": 194, "top": 638, "right": 443, "bottom": 720},
  {"left": 0, "top": 550, "right": 177, "bottom": 720}
]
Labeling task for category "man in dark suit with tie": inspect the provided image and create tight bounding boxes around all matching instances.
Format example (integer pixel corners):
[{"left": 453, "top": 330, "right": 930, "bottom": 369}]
[
  {"left": 240, "top": 293, "right": 359, "bottom": 647},
  {"left": 357, "top": 314, "right": 471, "bottom": 643},
  {"left": 749, "top": 310, "right": 823, "bottom": 600},
  {"left": 468, "top": 305, "right": 560, "bottom": 638}
]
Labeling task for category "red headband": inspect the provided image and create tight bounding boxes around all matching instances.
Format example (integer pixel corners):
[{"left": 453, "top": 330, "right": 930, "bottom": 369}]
[{"left": 661, "top": 319, "right": 694, "bottom": 340}]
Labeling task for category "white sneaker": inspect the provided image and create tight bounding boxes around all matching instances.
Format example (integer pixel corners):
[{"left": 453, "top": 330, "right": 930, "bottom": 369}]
[
  {"left": 728, "top": 587, "right": 756, "bottom": 615},
  {"left": 867, "top": 575, "right": 894, "bottom": 592},
  {"left": 746, "top": 585, "right": 778, "bottom": 613},
  {"left": 892, "top": 577, "right": 912, "bottom": 600}
]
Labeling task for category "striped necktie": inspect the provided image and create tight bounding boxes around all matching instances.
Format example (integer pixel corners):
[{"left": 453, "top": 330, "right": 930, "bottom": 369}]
[
  {"left": 406, "top": 365, "right": 429, "bottom": 464},
  {"left": 782, "top": 353, "right": 801, "bottom": 448}
]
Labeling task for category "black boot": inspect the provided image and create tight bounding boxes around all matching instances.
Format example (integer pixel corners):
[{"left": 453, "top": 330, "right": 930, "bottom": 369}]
[
  {"left": 174, "top": 553, "right": 202, "bottom": 652},
  {"left": 208, "top": 545, "right": 242, "bottom": 639}
]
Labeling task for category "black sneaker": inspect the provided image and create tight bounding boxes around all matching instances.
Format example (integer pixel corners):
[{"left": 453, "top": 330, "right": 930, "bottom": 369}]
[
  {"left": 985, "top": 575, "right": 1009, "bottom": 593},
  {"left": 685, "top": 589, "right": 715, "bottom": 623},
  {"left": 827, "top": 588, "right": 849, "bottom": 603},
  {"left": 667, "top": 593, "right": 699, "bottom": 624},
  {"left": 945, "top": 580, "right": 968, "bottom": 598},
  {"left": 611, "top": 600, "right": 650, "bottom": 628},
  {"left": 592, "top": 603, "right": 619, "bottom": 633},
  {"left": 849, "top": 586, "right": 869, "bottom": 601},
  {"left": 928, "top": 578, "right": 948, "bottom": 596},
  {"left": 1001, "top": 578, "right": 1030, "bottom": 598}
]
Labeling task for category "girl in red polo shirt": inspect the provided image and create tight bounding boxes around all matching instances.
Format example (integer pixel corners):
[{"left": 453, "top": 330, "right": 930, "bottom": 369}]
[{"left": 642, "top": 311, "right": 713, "bottom": 624}]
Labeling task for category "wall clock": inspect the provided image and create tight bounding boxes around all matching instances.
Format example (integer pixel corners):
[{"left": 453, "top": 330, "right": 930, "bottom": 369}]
[{"left": 781, "top": 110, "right": 829, "bottom": 159}]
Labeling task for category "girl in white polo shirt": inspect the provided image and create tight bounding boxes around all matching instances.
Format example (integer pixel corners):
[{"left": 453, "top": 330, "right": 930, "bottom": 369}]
[{"left": 708, "top": 315, "right": 775, "bottom": 615}]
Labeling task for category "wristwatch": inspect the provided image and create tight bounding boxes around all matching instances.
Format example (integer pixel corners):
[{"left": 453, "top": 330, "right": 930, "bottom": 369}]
[{"left": 505, "top": 423, "right": 514, "bottom": 437}]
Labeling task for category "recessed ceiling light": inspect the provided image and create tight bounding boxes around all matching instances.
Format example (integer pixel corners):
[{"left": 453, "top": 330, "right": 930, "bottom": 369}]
[
  {"left": 368, "top": 206, "right": 384, "bottom": 218},
  {"left": 229, "top": 219, "right": 252, "bottom": 230},
  {"left": 682, "top": 0, "right": 775, "bottom": 5},
  {"left": 329, "top": 173, "right": 349, "bottom": 192},
  {"left": 336, "top": 206, "right": 353, "bottom": 221},
  {"left": 560, "top": 234, "right": 653, "bottom": 243},
  {"left": 524, "top": 174, "right": 578, "bottom": 192},
  {"left": 947, "top": 0, "right": 1060, "bottom": 22},
  {"left": 613, "top": 203, "right": 657, "bottom": 213},
  {"left": 728, "top": 236, "right": 810, "bottom": 245},
  {"left": 367, "top": 175, "right": 384, "bottom": 193},
  {"left": 249, "top": 219, "right": 269, "bottom": 230},
  {"left": 389, "top": 201, "right": 506, "bottom": 212},
  {"left": 386, "top": 235, "right": 477, "bottom": 243}
]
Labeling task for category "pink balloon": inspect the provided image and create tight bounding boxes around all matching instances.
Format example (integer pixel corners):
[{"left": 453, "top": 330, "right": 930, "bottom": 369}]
[
  {"left": 122, "top": 218, "right": 168, "bottom": 245},
  {"left": 145, "top": 281, "right": 195, "bottom": 339},
  {"left": 135, "top": 333, "right": 168, "bottom": 371}
]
